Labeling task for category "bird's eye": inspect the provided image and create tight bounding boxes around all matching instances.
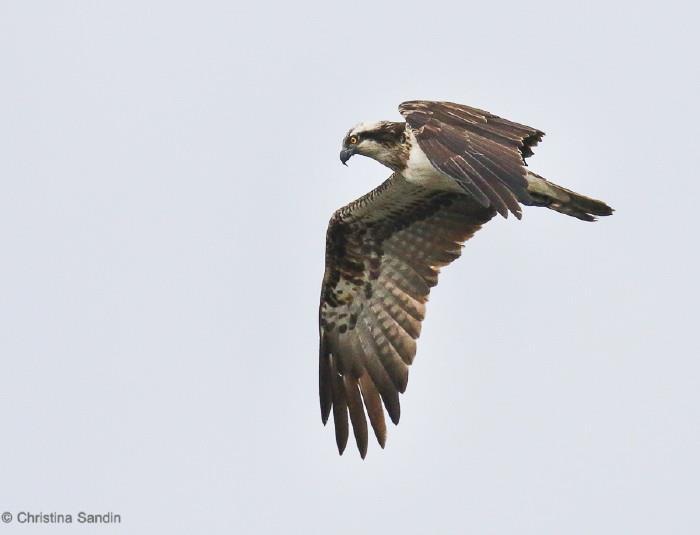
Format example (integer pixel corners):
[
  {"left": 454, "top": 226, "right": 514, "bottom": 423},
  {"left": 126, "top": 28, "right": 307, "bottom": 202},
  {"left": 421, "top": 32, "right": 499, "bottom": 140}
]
[{"left": 349, "top": 136, "right": 358, "bottom": 145}]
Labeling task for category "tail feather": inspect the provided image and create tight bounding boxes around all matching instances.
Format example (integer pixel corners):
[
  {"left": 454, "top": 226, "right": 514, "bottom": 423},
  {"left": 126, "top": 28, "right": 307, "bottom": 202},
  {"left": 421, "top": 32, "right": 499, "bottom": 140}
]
[{"left": 525, "top": 171, "right": 614, "bottom": 222}]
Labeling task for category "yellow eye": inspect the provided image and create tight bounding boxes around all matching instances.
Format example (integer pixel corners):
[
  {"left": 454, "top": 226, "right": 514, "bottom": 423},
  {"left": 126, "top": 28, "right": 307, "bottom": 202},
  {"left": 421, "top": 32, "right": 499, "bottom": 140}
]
[{"left": 349, "top": 136, "right": 358, "bottom": 144}]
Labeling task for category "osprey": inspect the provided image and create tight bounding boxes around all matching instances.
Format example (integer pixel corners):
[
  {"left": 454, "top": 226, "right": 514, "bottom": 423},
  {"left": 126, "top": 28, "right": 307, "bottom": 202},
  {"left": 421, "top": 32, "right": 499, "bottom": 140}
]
[{"left": 319, "top": 100, "right": 613, "bottom": 458}]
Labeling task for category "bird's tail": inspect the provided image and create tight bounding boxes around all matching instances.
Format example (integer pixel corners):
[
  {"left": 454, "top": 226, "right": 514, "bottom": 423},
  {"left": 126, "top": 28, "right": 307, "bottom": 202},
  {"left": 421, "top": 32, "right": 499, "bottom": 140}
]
[{"left": 524, "top": 171, "right": 614, "bottom": 222}]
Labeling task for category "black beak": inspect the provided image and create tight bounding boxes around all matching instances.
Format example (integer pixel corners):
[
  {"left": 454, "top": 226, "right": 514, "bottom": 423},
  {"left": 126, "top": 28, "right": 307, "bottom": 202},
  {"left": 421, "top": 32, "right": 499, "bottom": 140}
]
[{"left": 339, "top": 147, "right": 355, "bottom": 166}]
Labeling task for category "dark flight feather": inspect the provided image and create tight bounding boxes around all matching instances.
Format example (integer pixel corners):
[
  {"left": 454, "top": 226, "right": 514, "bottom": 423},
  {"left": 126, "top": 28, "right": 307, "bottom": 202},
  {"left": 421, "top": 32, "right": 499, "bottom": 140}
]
[
  {"left": 321, "top": 100, "right": 614, "bottom": 457},
  {"left": 319, "top": 175, "right": 495, "bottom": 456},
  {"left": 399, "top": 100, "right": 545, "bottom": 218}
]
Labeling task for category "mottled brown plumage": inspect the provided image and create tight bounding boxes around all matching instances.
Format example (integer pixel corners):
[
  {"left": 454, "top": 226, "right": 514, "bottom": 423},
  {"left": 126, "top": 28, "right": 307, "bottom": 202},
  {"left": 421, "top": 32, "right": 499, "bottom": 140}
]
[
  {"left": 320, "top": 177, "right": 494, "bottom": 457},
  {"left": 321, "top": 100, "right": 613, "bottom": 457}
]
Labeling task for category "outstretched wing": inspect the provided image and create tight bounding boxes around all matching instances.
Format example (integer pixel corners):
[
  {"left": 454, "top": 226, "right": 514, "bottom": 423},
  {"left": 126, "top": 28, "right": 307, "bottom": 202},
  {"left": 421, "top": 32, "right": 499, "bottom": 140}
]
[
  {"left": 319, "top": 175, "right": 495, "bottom": 457},
  {"left": 399, "top": 100, "right": 545, "bottom": 219}
]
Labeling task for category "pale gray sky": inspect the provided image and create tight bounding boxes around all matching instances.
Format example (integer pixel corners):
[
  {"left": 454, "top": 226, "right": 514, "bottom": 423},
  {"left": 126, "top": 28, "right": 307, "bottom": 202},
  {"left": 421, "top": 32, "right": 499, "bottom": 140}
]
[{"left": 1, "top": 1, "right": 698, "bottom": 533}]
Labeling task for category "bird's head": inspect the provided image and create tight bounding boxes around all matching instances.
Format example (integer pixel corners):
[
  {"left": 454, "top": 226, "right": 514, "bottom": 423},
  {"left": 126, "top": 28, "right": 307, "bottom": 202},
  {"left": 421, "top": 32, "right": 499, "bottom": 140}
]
[{"left": 340, "top": 121, "right": 408, "bottom": 171}]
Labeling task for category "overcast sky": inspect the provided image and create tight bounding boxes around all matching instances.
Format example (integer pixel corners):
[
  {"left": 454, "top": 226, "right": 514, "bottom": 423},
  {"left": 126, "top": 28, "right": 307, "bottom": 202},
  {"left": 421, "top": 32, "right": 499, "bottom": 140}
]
[{"left": 1, "top": 1, "right": 698, "bottom": 533}]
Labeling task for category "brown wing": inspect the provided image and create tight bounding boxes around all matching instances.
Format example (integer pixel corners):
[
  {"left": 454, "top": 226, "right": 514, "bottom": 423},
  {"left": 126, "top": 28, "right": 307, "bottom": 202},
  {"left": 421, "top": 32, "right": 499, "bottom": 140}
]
[
  {"left": 399, "top": 100, "right": 545, "bottom": 219},
  {"left": 319, "top": 174, "right": 495, "bottom": 457}
]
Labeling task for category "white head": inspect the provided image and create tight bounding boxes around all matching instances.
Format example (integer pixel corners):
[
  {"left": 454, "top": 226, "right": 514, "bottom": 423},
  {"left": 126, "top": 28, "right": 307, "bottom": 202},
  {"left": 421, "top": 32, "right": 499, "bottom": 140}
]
[{"left": 339, "top": 121, "right": 408, "bottom": 171}]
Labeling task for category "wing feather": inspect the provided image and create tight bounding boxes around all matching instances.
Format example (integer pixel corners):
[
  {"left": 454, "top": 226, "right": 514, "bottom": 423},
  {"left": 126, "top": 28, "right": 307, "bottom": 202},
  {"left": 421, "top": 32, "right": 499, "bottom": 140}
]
[
  {"left": 358, "top": 374, "right": 387, "bottom": 448},
  {"left": 329, "top": 354, "right": 349, "bottom": 454},
  {"left": 355, "top": 321, "right": 402, "bottom": 424},
  {"left": 366, "top": 303, "right": 417, "bottom": 365},
  {"left": 360, "top": 313, "right": 409, "bottom": 393},
  {"left": 400, "top": 100, "right": 544, "bottom": 218},
  {"left": 319, "top": 175, "right": 495, "bottom": 456},
  {"left": 319, "top": 332, "right": 332, "bottom": 424},
  {"left": 343, "top": 375, "right": 369, "bottom": 458},
  {"left": 381, "top": 241, "right": 439, "bottom": 286}
]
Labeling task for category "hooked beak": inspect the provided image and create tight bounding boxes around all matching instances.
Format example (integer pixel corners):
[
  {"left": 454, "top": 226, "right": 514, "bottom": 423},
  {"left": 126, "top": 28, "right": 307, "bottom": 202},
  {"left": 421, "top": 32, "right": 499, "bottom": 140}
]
[{"left": 339, "top": 147, "right": 355, "bottom": 166}]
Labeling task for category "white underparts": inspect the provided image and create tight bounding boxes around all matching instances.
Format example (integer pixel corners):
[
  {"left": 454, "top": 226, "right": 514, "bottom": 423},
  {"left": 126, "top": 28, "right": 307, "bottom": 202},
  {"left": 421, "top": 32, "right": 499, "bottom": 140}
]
[{"left": 402, "top": 130, "right": 464, "bottom": 193}]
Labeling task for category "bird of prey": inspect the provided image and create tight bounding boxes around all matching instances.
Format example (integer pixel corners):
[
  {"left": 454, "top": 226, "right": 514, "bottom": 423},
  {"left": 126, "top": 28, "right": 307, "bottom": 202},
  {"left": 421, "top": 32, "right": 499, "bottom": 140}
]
[{"left": 319, "top": 100, "right": 613, "bottom": 458}]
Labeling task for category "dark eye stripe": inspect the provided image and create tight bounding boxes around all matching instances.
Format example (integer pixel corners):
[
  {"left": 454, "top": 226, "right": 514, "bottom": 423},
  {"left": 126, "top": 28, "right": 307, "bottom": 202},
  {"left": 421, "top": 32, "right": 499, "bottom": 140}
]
[
  {"left": 345, "top": 123, "right": 404, "bottom": 146},
  {"left": 361, "top": 130, "right": 396, "bottom": 144}
]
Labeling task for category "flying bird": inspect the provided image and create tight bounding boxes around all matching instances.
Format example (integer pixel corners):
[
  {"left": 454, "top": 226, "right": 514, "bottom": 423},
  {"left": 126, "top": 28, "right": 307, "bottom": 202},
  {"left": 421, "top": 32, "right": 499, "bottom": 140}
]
[{"left": 319, "top": 100, "right": 613, "bottom": 458}]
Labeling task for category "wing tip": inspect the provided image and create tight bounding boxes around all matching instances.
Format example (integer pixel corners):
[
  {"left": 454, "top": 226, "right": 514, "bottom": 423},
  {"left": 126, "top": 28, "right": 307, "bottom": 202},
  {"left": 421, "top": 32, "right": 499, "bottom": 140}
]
[{"left": 388, "top": 408, "right": 401, "bottom": 426}]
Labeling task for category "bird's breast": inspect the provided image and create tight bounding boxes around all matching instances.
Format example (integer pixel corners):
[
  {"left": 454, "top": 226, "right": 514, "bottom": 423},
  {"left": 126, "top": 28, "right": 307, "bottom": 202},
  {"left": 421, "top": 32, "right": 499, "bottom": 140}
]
[{"left": 402, "top": 131, "right": 464, "bottom": 193}]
